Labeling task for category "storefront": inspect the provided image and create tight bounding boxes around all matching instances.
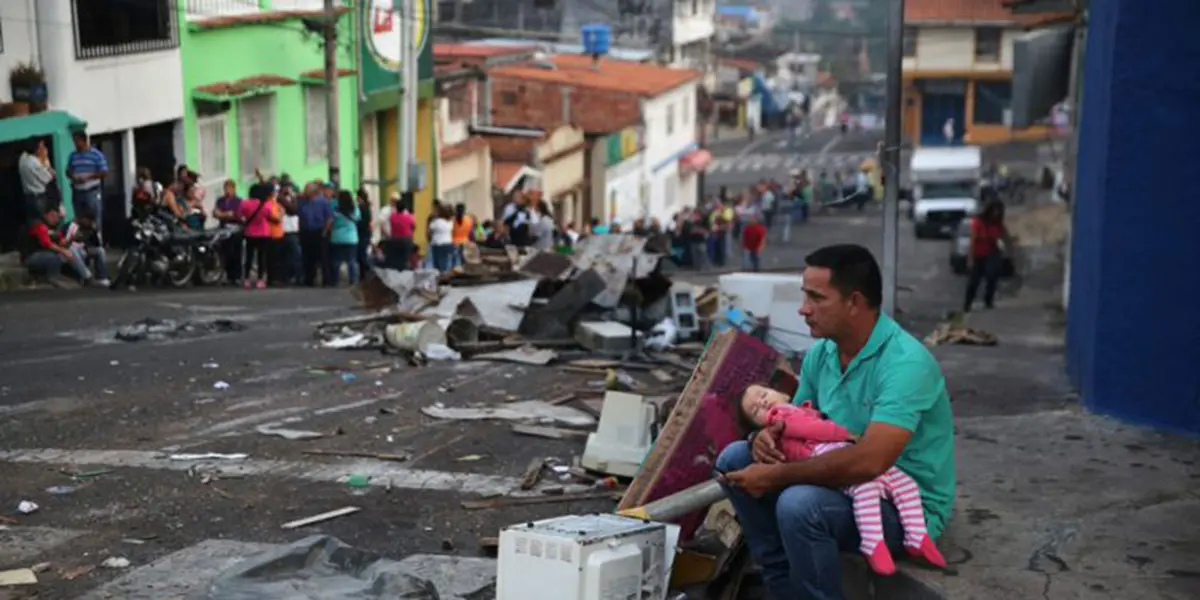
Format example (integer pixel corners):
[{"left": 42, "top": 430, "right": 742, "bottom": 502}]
[{"left": 0, "top": 110, "right": 86, "bottom": 251}]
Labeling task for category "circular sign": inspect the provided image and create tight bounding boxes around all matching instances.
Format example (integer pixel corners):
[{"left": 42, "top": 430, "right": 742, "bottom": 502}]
[{"left": 365, "top": 0, "right": 429, "bottom": 71}]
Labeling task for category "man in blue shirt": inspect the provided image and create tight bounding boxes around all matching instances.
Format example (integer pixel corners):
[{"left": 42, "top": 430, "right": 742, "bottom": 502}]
[
  {"left": 297, "top": 181, "right": 334, "bottom": 287},
  {"left": 719, "top": 244, "right": 955, "bottom": 600},
  {"left": 66, "top": 132, "right": 108, "bottom": 239}
]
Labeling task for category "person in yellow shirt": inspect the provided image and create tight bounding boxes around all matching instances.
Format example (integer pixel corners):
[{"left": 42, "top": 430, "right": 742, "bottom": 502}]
[{"left": 451, "top": 203, "right": 474, "bottom": 267}]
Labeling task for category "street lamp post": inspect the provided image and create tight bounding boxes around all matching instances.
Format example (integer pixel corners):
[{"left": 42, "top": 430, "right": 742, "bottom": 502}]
[{"left": 881, "top": 0, "right": 906, "bottom": 316}]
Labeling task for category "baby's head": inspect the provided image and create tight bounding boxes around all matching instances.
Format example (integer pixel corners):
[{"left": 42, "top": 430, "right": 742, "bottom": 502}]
[{"left": 736, "top": 383, "right": 792, "bottom": 434}]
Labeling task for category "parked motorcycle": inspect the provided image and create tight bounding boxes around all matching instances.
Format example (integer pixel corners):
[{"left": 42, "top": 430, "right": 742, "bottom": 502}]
[{"left": 111, "top": 211, "right": 239, "bottom": 290}]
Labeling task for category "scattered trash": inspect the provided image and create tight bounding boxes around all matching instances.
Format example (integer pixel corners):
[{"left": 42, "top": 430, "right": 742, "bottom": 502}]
[
  {"left": 45, "top": 485, "right": 77, "bottom": 495},
  {"left": 17, "top": 500, "right": 38, "bottom": 514},
  {"left": 281, "top": 506, "right": 361, "bottom": 530},
  {"left": 30, "top": 562, "right": 51, "bottom": 574},
  {"left": 341, "top": 373, "right": 358, "bottom": 382},
  {"left": 0, "top": 568, "right": 37, "bottom": 586},
  {"left": 421, "top": 400, "right": 596, "bottom": 427},
  {"left": 302, "top": 449, "right": 409, "bottom": 462},
  {"left": 925, "top": 322, "right": 999, "bottom": 347},
  {"left": 101, "top": 557, "right": 131, "bottom": 569},
  {"left": 167, "top": 452, "right": 248, "bottom": 461},
  {"left": 475, "top": 345, "right": 558, "bottom": 366},
  {"left": 116, "top": 318, "right": 246, "bottom": 343},
  {"left": 195, "top": 397, "right": 218, "bottom": 405},
  {"left": 322, "top": 333, "right": 369, "bottom": 349},
  {"left": 346, "top": 475, "right": 371, "bottom": 488},
  {"left": 110, "top": 360, "right": 120, "bottom": 366},
  {"left": 421, "top": 344, "right": 461, "bottom": 362},
  {"left": 512, "top": 424, "right": 589, "bottom": 440},
  {"left": 67, "top": 468, "right": 113, "bottom": 480},
  {"left": 256, "top": 426, "right": 324, "bottom": 441},
  {"left": 59, "top": 564, "right": 95, "bottom": 580},
  {"left": 213, "top": 381, "right": 231, "bottom": 390},
  {"left": 202, "top": 362, "right": 220, "bottom": 369},
  {"left": 456, "top": 454, "right": 485, "bottom": 462},
  {"left": 643, "top": 317, "right": 679, "bottom": 350}
]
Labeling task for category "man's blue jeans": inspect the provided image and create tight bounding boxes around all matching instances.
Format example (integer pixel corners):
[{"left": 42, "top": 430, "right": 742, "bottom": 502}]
[
  {"left": 73, "top": 188, "right": 103, "bottom": 233},
  {"left": 716, "top": 441, "right": 906, "bottom": 600}
]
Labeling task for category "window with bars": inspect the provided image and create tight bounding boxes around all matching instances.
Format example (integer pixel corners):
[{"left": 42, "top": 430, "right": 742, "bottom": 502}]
[
  {"left": 73, "top": 0, "right": 177, "bottom": 60},
  {"left": 196, "top": 115, "right": 229, "bottom": 206},
  {"left": 305, "top": 86, "right": 329, "bottom": 164},
  {"left": 238, "top": 95, "right": 276, "bottom": 180}
]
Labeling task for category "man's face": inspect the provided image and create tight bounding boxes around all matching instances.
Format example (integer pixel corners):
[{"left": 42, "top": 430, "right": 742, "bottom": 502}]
[
  {"left": 73, "top": 137, "right": 86, "bottom": 151},
  {"left": 45, "top": 211, "right": 61, "bottom": 226},
  {"left": 799, "top": 266, "right": 857, "bottom": 339}
]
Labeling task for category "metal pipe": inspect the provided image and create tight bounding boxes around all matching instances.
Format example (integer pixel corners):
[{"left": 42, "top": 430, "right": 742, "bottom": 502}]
[
  {"left": 617, "top": 480, "right": 725, "bottom": 522},
  {"left": 880, "top": 0, "right": 906, "bottom": 317},
  {"left": 397, "top": 0, "right": 410, "bottom": 192}
]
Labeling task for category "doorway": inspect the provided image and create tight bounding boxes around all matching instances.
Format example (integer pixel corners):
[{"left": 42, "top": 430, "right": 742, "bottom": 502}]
[
  {"left": 919, "top": 79, "right": 966, "bottom": 146},
  {"left": 90, "top": 132, "right": 127, "bottom": 246}
]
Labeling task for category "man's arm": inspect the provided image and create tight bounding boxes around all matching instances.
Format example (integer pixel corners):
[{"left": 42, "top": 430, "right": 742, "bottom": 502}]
[{"left": 91, "top": 152, "right": 109, "bottom": 181}]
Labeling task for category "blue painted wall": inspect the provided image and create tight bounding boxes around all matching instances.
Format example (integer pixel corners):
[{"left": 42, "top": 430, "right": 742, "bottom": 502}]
[{"left": 1067, "top": 0, "right": 1200, "bottom": 434}]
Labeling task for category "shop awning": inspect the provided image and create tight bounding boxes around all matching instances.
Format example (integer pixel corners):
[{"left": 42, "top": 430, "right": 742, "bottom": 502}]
[
  {"left": 679, "top": 149, "right": 713, "bottom": 175},
  {"left": 0, "top": 110, "right": 86, "bottom": 145},
  {"left": 192, "top": 74, "right": 297, "bottom": 101}
]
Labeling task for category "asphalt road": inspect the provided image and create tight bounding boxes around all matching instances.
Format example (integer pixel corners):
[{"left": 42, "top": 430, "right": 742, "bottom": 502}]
[
  {"left": 704, "top": 127, "right": 884, "bottom": 193},
  {"left": 0, "top": 207, "right": 1038, "bottom": 598}
]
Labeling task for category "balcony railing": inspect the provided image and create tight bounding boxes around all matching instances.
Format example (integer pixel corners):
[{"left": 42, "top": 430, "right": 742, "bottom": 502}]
[{"left": 73, "top": 0, "right": 179, "bottom": 60}]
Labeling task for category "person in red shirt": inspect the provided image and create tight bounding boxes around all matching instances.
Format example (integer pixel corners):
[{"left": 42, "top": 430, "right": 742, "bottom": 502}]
[
  {"left": 741, "top": 215, "right": 767, "bottom": 272},
  {"left": 963, "top": 201, "right": 1008, "bottom": 312},
  {"left": 24, "top": 207, "right": 94, "bottom": 283}
]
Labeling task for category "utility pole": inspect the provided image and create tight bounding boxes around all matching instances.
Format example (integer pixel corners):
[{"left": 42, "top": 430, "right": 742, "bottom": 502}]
[
  {"left": 880, "top": 0, "right": 905, "bottom": 316},
  {"left": 323, "top": 0, "right": 341, "bottom": 187}
]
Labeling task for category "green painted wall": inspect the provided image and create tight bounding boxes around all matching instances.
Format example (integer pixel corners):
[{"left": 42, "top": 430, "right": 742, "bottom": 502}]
[{"left": 179, "top": 4, "right": 359, "bottom": 194}]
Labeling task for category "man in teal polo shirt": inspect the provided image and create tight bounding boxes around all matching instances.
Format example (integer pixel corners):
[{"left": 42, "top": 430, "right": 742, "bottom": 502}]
[{"left": 719, "top": 244, "right": 955, "bottom": 600}]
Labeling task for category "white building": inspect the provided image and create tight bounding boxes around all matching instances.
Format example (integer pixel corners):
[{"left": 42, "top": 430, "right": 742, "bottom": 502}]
[
  {"left": 670, "top": 0, "right": 718, "bottom": 88},
  {"left": 0, "top": 0, "right": 183, "bottom": 237},
  {"left": 641, "top": 80, "right": 706, "bottom": 223}
]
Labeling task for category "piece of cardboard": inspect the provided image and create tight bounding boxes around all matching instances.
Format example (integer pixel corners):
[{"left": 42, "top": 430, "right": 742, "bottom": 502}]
[{"left": 618, "top": 330, "right": 780, "bottom": 540}]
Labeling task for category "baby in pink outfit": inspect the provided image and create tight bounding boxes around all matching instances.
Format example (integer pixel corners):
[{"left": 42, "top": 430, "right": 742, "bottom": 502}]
[{"left": 737, "top": 384, "right": 946, "bottom": 575}]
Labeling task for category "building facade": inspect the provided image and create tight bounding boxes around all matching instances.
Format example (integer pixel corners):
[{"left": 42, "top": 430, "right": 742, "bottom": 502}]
[
  {"left": 487, "top": 55, "right": 704, "bottom": 224},
  {"left": 1066, "top": 0, "right": 1200, "bottom": 435},
  {"left": 434, "top": 70, "right": 493, "bottom": 222},
  {"left": 902, "top": 0, "right": 1054, "bottom": 146},
  {"left": 179, "top": 0, "right": 359, "bottom": 211},
  {"left": 0, "top": 0, "right": 184, "bottom": 241},
  {"left": 359, "top": 0, "right": 437, "bottom": 243}
]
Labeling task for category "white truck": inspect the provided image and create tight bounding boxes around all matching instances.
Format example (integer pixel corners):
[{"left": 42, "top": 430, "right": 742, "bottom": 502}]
[{"left": 909, "top": 146, "right": 982, "bottom": 239}]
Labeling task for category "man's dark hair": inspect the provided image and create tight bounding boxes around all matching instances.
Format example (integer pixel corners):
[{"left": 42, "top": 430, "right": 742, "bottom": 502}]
[
  {"left": 71, "top": 131, "right": 88, "bottom": 143},
  {"left": 805, "top": 244, "right": 883, "bottom": 309}
]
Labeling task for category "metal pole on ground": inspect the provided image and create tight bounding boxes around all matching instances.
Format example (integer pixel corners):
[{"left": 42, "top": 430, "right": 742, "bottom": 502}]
[{"left": 881, "top": 0, "right": 906, "bottom": 317}]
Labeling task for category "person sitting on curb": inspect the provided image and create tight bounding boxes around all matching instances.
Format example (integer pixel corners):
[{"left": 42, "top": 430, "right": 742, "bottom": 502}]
[
  {"left": 66, "top": 210, "right": 111, "bottom": 287},
  {"left": 717, "top": 244, "right": 955, "bottom": 600},
  {"left": 23, "top": 207, "right": 95, "bottom": 285}
]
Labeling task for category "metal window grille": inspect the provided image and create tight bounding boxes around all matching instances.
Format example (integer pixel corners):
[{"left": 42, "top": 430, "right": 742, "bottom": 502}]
[
  {"left": 197, "top": 114, "right": 229, "bottom": 201},
  {"left": 73, "top": 0, "right": 178, "bottom": 60},
  {"left": 238, "top": 95, "right": 276, "bottom": 180},
  {"left": 305, "top": 86, "right": 329, "bottom": 164}
]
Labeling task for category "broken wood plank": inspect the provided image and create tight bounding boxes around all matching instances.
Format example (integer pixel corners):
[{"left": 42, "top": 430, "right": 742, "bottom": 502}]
[
  {"left": 519, "top": 457, "right": 545, "bottom": 490},
  {"left": 281, "top": 506, "right": 361, "bottom": 530},
  {"left": 511, "top": 424, "right": 590, "bottom": 440},
  {"left": 650, "top": 369, "right": 674, "bottom": 383},
  {"left": 561, "top": 366, "right": 610, "bottom": 376},
  {"left": 408, "top": 432, "right": 469, "bottom": 466},
  {"left": 313, "top": 311, "right": 425, "bottom": 329},
  {"left": 461, "top": 491, "right": 618, "bottom": 510},
  {"left": 302, "top": 449, "right": 410, "bottom": 462},
  {"left": 548, "top": 392, "right": 577, "bottom": 405}
]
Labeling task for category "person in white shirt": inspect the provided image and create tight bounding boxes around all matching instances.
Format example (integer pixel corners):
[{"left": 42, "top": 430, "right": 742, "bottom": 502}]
[
  {"left": 427, "top": 203, "right": 455, "bottom": 272},
  {"left": 19, "top": 138, "right": 56, "bottom": 220}
]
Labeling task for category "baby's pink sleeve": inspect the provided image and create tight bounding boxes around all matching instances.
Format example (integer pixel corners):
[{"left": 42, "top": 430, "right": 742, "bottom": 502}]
[{"left": 776, "top": 408, "right": 852, "bottom": 442}]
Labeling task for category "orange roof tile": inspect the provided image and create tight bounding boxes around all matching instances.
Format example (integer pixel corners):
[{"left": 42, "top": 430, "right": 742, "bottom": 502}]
[
  {"left": 434, "top": 43, "right": 536, "bottom": 59},
  {"left": 906, "top": 0, "right": 1067, "bottom": 24},
  {"left": 194, "top": 74, "right": 296, "bottom": 97},
  {"left": 490, "top": 55, "right": 702, "bottom": 98},
  {"left": 299, "top": 68, "right": 357, "bottom": 80}
]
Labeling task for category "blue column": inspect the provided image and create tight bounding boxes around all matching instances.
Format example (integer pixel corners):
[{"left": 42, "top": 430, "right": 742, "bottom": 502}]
[{"left": 1067, "top": 0, "right": 1200, "bottom": 434}]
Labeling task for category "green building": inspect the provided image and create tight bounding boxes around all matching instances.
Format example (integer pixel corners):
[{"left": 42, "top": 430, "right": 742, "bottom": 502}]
[{"left": 178, "top": 1, "right": 359, "bottom": 200}]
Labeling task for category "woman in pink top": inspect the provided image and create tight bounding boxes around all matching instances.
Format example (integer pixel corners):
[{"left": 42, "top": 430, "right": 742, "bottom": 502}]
[
  {"left": 239, "top": 182, "right": 277, "bottom": 289},
  {"left": 381, "top": 193, "right": 416, "bottom": 270}
]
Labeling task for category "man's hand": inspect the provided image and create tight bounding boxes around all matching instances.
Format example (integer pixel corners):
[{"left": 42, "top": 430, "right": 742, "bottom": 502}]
[
  {"left": 752, "top": 421, "right": 786, "bottom": 464},
  {"left": 722, "top": 463, "right": 784, "bottom": 498}
]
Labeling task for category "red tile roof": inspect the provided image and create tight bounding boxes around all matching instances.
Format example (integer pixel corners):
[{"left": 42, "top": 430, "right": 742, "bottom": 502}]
[
  {"left": 440, "top": 136, "right": 490, "bottom": 162},
  {"left": 906, "top": 0, "right": 1067, "bottom": 24},
  {"left": 493, "top": 161, "right": 529, "bottom": 191},
  {"left": 194, "top": 74, "right": 296, "bottom": 97},
  {"left": 490, "top": 55, "right": 702, "bottom": 98},
  {"left": 434, "top": 43, "right": 536, "bottom": 59}
]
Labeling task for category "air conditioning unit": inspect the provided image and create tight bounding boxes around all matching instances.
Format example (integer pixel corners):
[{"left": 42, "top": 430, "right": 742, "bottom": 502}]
[{"left": 496, "top": 514, "right": 670, "bottom": 600}]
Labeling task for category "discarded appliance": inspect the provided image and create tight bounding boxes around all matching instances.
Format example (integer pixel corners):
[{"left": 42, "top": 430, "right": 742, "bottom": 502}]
[
  {"left": 718, "top": 273, "right": 815, "bottom": 355},
  {"left": 582, "top": 391, "right": 658, "bottom": 477},
  {"left": 496, "top": 513, "right": 674, "bottom": 600}
]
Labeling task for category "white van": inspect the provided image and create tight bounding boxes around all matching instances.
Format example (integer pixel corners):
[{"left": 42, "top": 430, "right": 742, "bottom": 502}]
[{"left": 910, "top": 146, "right": 982, "bottom": 238}]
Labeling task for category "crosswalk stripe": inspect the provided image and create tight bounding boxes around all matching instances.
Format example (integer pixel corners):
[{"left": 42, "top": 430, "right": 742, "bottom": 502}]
[
  {"left": 0, "top": 448, "right": 591, "bottom": 498},
  {"left": 708, "top": 152, "right": 873, "bottom": 177}
]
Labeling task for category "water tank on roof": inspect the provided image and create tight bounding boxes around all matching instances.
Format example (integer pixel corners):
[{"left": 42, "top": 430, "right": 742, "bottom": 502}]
[{"left": 581, "top": 24, "right": 612, "bottom": 56}]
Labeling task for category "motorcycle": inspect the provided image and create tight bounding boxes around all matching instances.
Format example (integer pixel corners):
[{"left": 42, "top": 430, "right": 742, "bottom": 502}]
[{"left": 112, "top": 211, "right": 237, "bottom": 290}]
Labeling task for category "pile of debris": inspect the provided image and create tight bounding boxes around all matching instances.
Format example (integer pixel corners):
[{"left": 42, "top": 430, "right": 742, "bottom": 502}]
[{"left": 315, "top": 235, "right": 713, "bottom": 363}]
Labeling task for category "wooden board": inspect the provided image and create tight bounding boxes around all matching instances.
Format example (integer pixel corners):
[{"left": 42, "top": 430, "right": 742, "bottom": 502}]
[{"left": 617, "top": 330, "right": 780, "bottom": 540}]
